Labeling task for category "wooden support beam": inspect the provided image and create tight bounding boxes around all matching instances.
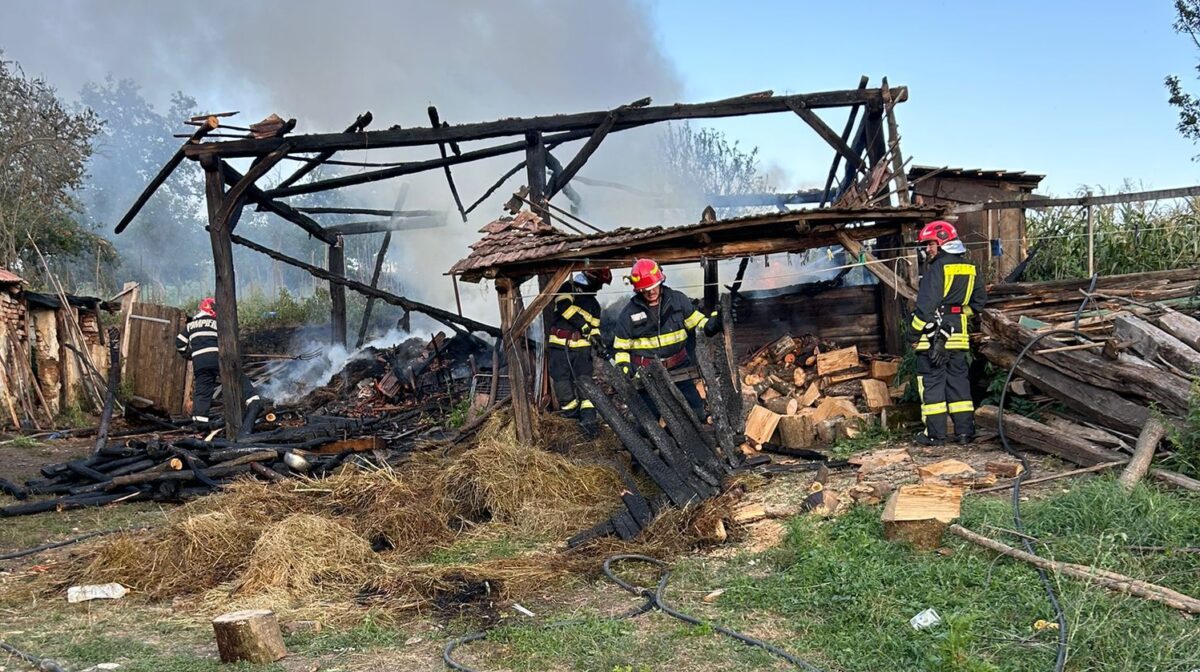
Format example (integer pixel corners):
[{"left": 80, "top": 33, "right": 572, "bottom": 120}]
[
  {"left": 292, "top": 206, "right": 440, "bottom": 217},
  {"left": 218, "top": 163, "right": 337, "bottom": 244},
  {"left": 882, "top": 78, "right": 910, "bottom": 206},
  {"left": 497, "top": 277, "right": 534, "bottom": 444},
  {"left": 428, "top": 106, "right": 468, "bottom": 222},
  {"left": 466, "top": 160, "right": 526, "bottom": 215},
  {"left": 821, "top": 76, "right": 868, "bottom": 207},
  {"left": 114, "top": 116, "right": 218, "bottom": 234},
  {"left": 328, "top": 236, "right": 347, "bottom": 346},
  {"left": 703, "top": 258, "right": 718, "bottom": 312},
  {"left": 202, "top": 157, "right": 245, "bottom": 438},
  {"left": 953, "top": 184, "right": 1200, "bottom": 214},
  {"left": 217, "top": 143, "right": 293, "bottom": 232},
  {"left": 526, "top": 131, "right": 549, "bottom": 222},
  {"left": 546, "top": 102, "right": 625, "bottom": 199},
  {"left": 275, "top": 111, "right": 372, "bottom": 190},
  {"left": 323, "top": 217, "right": 445, "bottom": 236},
  {"left": 544, "top": 152, "right": 583, "bottom": 207},
  {"left": 228, "top": 233, "right": 499, "bottom": 336},
  {"left": 786, "top": 99, "right": 864, "bottom": 174},
  {"left": 355, "top": 231, "right": 392, "bottom": 348},
  {"left": 835, "top": 230, "right": 916, "bottom": 302},
  {"left": 186, "top": 88, "right": 908, "bottom": 160}
]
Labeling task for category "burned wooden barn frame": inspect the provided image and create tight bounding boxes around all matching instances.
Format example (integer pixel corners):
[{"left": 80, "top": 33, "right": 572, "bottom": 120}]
[{"left": 113, "top": 78, "right": 922, "bottom": 437}]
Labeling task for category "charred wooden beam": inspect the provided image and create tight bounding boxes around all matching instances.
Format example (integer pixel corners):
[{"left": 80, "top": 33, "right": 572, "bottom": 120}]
[
  {"left": 91, "top": 327, "right": 122, "bottom": 456},
  {"left": 577, "top": 376, "right": 700, "bottom": 507},
  {"left": 228, "top": 232, "right": 498, "bottom": 335},
  {"left": 428, "top": 106, "right": 468, "bottom": 222},
  {"left": 496, "top": 276, "right": 534, "bottom": 444},
  {"left": 820, "top": 76, "right": 869, "bottom": 207},
  {"left": 275, "top": 111, "right": 372, "bottom": 190},
  {"left": 187, "top": 88, "right": 907, "bottom": 160},
  {"left": 544, "top": 152, "right": 582, "bottom": 207},
  {"left": 465, "top": 160, "right": 526, "bottom": 215},
  {"left": 204, "top": 157, "right": 246, "bottom": 437},
  {"left": 355, "top": 231, "right": 392, "bottom": 348},
  {"left": 218, "top": 162, "right": 337, "bottom": 245},
  {"left": 292, "top": 206, "right": 440, "bottom": 217},
  {"left": 639, "top": 360, "right": 726, "bottom": 478},
  {"left": 544, "top": 98, "right": 646, "bottom": 200},
  {"left": 323, "top": 217, "right": 445, "bottom": 236},
  {"left": 328, "top": 237, "right": 347, "bottom": 346},
  {"left": 786, "top": 99, "right": 865, "bottom": 175},
  {"left": 526, "top": 131, "right": 549, "bottom": 222},
  {"left": 114, "top": 116, "right": 218, "bottom": 234},
  {"left": 694, "top": 328, "right": 743, "bottom": 467}
]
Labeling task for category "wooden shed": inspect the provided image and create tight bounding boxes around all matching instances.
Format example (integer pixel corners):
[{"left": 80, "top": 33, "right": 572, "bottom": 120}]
[{"left": 909, "top": 166, "right": 1044, "bottom": 282}]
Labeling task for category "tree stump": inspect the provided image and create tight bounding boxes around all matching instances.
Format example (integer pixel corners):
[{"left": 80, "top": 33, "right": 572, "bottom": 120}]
[
  {"left": 212, "top": 609, "right": 288, "bottom": 664},
  {"left": 881, "top": 484, "right": 963, "bottom": 551}
]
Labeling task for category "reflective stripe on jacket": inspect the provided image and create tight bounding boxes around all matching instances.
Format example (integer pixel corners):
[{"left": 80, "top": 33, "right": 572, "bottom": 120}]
[
  {"left": 549, "top": 280, "right": 601, "bottom": 349},
  {"left": 612, "top": 286, "right": 708, "bottom": 367},
  {"left": 910, "top": 251, "right": 987, "bottom": 351},
  {"left": 177, "top": 313, "right": 221, "bottom": 370}
]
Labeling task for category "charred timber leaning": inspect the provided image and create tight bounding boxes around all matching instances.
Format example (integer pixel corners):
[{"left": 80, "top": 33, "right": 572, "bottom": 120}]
[
  {"left": 92, "top": 327, "right": 122, "bottom": 456},
  {"left": 226, "top": 231, "right": 499, "bottom": 336}
]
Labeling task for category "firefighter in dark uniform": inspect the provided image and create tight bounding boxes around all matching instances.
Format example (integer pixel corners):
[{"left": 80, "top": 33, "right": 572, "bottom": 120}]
[
  {"left": 612, "top": 258, "right": 723, "bottom": 420},
  {"left": 909, "top": 221, "right": 987, "bottom": 445},
  {"left": 548, "top": 268, "right": 612, "bottom": 437},
  {"left": 176, "top": 297, "right": 260, "bottom": 424}
]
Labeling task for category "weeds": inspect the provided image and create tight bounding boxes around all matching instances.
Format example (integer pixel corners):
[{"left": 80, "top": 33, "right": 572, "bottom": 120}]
[{"left": 4, "top": 434, "right": 41, "bottom": 449}]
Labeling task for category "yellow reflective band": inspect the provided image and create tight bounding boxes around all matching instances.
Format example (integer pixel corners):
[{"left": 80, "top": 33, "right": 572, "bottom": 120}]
[
  {"left": 921, "top": 402, "right": 948, "bottom": 417},
  {"left": 580, "top": 400, "right": 595, "bottom": 409},
  {"left": 626, "top": 329, "right": 688, "bottom": 350},
  {"left": 911, "top": 315, "right": 928, "bottom": 330},
  {"left": 943, "top": 264, "right": 976, "bottom": 299},
  {"left": 613, "top": 351, "right": 631, "bottom": 364},
  {"left": 612, "top": 336, "right": 633, "bottom": 350},
  {"left": 916, "top": 375, "right": 925, "bottom": 401},
  {"left": 947, "top": 401, "right": 975, "bottom": 414},
  {"left": 549, "top": 334, "right": 591, "bottom": 348},
  {"left": 683, "top": 310, "right": 708, "bottom": 330},
  {"left": 562, "top": 399, "right": 579, "bottom": 410},
  {"left": 563, "top": 304, "right": 599, "bottom": 326},
  {"left": 562, "top": 304, "right": 581, "bottom": 320}
]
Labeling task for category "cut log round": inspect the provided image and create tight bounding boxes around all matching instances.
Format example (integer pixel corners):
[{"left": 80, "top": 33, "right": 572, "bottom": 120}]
[
  {"left": 765, "top": 397, "right": 799, "bottom": 416},
  {"left": 778, "top": 412, "right": 816, "bottom": 449},
  {"left": 212, "top": 609, "right": 288, "bottom": 664},
  {"left": 881, "top": 484, "right": 962, "bottom": 551}
]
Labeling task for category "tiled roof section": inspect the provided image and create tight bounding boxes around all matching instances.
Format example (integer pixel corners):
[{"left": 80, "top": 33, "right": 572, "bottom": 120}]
[
  {"left": 450, "top": 205, "right": 943, "bottom": 278},
  {"left": 0, "top": 269, "right": 24, "bottom": 284},
  {"left": 908, "top": 165, "right": 1045, "bottom": 183}
]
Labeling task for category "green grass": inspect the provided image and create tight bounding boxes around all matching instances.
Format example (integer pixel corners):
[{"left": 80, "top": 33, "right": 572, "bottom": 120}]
[
  {"left": 3, "top": 434, "right": 42, "bottom": 449},
  {"left": 0, "top": 501, "right": 168, "bottom": 552},
  {"left": 286, "top": 613, "right": 411, "bottom": 655},
  {"left": 712, "top": 477, "right": 1200, "bottom": 672},
  {"left": 829, "top": 422, "right": 903, "bottom": 459}
]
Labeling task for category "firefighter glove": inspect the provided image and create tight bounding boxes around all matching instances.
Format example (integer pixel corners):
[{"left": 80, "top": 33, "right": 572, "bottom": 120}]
[
  {"left": 928, "top": 339, "right": 949, "bottom": 367},
  {"left": 703, "top": 311, "right": 724, "bottom": 337}
]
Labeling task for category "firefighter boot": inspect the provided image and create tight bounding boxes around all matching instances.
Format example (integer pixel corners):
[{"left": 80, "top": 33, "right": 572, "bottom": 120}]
[{"left": 579, "top": 407, "right": 599, "bottom": 439}]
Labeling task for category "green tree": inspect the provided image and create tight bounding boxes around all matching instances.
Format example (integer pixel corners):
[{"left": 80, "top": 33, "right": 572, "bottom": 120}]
[
  {"left": 1166, "top": 0, "right": 1200, "bottom": 148},
  {"left": 0, "top": 52, "right": 106, "bottom": 282},
  {"left": 656, "top": 122, "right": 771, "bottom": 196}
]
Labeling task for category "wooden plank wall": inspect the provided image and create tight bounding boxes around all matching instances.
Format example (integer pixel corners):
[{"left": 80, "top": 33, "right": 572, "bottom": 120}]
[
  {"left": 125, "top": 302, "right": 189, "bottom": 416},
  {"left": 731, "top": 284, "right": 883, "bottom": 357}
]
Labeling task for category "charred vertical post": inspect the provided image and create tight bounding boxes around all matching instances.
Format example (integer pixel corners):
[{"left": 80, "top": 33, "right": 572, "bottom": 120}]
[
  {"left": 703, "top": 258, "right": 718, "bottom": 312},
  {"left": 91, "top": 327, "right": 121, "bottom": 456},
  {"left": 202, "top": 157, "right": 245, "bottom": 438},
  {"left": 525, "top": 131, "right": 548, "bottom": 224},
  {"left": 496, "top": 276, "right": 534, "bottom": 443},
  {"left": 355, "top": 231, "right": 392, "bottom": 348},
  {"left": 328, "top": 236, "right": 347, "bottom": 346}
]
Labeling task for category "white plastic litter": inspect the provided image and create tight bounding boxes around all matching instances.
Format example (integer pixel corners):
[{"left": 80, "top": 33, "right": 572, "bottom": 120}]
[
  {"left": 66, "top": 583, "right": 128, "bottom": 603},
  {"left": 909, "top": 608, "right": 942, "bottom": 630}
]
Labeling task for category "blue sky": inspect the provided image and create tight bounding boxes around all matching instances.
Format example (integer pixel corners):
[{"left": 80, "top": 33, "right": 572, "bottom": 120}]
[{"left": 649, "top": 0, "right": 1200, "bottom": 196}]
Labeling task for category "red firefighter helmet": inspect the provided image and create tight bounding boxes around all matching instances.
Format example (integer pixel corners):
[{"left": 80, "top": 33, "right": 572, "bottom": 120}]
[
  {"left": 628, "top": 258, "right": 665, "bottom": 291},
  {"left": 199, "top": 297, "right": 217, "bottom": 317},
  {"left": 583, "top": 268, "right": 612, "bottom": 286},
  {"left": 918, "top": 220, "right": 958, "bottom": 244}
]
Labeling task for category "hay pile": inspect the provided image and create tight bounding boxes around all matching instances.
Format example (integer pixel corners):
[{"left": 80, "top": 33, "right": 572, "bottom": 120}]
[{"left": 23, "top": 414, "right": 743, "bottom": 622}]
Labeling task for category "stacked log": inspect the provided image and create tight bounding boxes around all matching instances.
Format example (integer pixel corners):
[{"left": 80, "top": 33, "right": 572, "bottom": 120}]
[
  {"left": 738, "top": 334, "right": 901, "bottom": 451},
  {"left": 977, "top": 269, "right": 1200, "bottom": 489}
]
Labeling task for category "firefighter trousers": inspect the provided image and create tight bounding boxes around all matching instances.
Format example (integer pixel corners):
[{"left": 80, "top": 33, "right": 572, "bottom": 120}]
[
  {"left": 548, "top": 346, "right": 595, "bottom": 420},
  {"left": 916, "top": 350, "right": 975, "bottom": 440},
  {"left": 192, "top": 367, "right": 260, "bottom": 422}
]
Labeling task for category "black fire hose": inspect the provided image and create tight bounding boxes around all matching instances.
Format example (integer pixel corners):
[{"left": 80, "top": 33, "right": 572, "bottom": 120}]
[
  {"left": 443, "top": 554, "right": 821, "bottom": 671},
  {"left": 0, "top": 641, "right": 69, "bottom": 672},
  {"left": 996, "top": 329, "right": 1087, "bottom": 672}
]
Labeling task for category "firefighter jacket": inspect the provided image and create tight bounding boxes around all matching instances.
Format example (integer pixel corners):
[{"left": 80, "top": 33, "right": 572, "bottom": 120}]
[
  {"left": 612, "top": 286, "right": 710, "bottom": 369},
  {"left": 176, "top": 312, "right": 220, "bottom": 371},
  {"left": 910, "top": 250, "right": 987, "bottom": 351},
  {"left": 549, "top": 280, "right": 602, "bottom": 349}
]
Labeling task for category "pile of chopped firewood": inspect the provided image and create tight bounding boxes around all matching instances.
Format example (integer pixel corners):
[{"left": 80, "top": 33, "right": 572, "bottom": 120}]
[{"left": 737, "top": 334, "right": 902, "bottom": 452}]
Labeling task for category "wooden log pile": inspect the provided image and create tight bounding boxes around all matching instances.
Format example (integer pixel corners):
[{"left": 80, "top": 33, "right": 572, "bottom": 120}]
[
  {"left": 738, "top": 334, "right": 901, "bottom": 453},
  {"left": 976, "top": 268, "right": 1200, "bottom": 489},
  {"left": 1, "top": 409, "right": 440, "bottom": 518},
  {"left": 568, "top": 329, "right": 744, "bottom": 547}
]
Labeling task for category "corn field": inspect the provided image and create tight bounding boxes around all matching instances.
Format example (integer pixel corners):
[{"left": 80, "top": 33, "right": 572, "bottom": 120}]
[{"left": 1022, "top": 194, "right": 1200, "bottom": 282}]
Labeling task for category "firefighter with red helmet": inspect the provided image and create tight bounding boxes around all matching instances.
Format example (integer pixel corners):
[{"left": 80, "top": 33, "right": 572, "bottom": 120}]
[
  {"left": 909, "top": 221, "right": 986, "bottom": 445},
  {"left": 612, "top": 258, "right": 723, "bottom": 419},
  {"left": 175, "top": 297, "right": 261, "bottom": 425},
  {"left": 548, "top": 268, "right": 611, "bottom": 437}
]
